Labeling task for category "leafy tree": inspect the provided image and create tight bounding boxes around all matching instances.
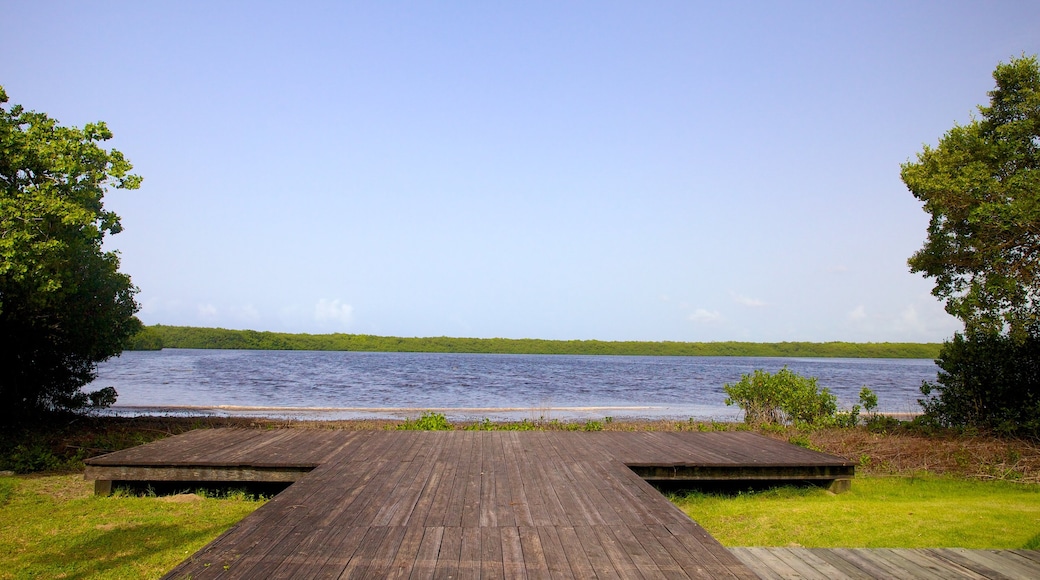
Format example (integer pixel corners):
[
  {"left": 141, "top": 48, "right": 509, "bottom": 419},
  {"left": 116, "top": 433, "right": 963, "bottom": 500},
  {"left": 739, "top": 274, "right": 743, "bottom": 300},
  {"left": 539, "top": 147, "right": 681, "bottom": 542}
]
[
  {"left": 904, "top": 55, "right": 1040, "bottom": 434},
  {"left": 0, "top": 86, "right": 141, "bottom": 419},
  {"left": 901, "top": 55, "right": 1040, "bottom": 338}
]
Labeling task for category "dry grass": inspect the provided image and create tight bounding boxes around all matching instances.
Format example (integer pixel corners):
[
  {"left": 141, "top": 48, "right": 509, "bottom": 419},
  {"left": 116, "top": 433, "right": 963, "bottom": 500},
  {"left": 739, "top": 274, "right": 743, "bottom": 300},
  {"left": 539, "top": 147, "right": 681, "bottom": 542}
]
[{"left": 795, "top": 427, "right": 1040, "bottom": 482}]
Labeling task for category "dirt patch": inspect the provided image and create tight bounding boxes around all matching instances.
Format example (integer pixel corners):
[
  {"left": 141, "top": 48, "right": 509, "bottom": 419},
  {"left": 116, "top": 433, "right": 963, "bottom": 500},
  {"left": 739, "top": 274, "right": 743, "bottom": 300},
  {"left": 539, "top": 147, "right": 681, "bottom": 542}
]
[
  {"left": 158, "top": 493, "right": 202, "bottom": 503},
  {"left": 23, "top": 474, "right": 93, "bottom": 501}
]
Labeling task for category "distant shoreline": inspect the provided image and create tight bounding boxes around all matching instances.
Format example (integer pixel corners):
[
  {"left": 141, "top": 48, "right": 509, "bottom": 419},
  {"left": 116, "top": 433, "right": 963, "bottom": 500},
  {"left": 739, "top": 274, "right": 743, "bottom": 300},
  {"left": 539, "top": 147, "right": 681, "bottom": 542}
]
[{"left": 127, "top": 325, "right": 942, "bottom": 359}]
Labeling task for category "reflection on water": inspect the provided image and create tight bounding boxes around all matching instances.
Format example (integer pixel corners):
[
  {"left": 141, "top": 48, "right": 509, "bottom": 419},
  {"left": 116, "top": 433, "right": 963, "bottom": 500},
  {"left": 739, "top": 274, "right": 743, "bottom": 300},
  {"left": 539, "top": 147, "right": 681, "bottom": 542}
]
[{"left": 90, "top": 349, "right": 938, "bottom": 421}]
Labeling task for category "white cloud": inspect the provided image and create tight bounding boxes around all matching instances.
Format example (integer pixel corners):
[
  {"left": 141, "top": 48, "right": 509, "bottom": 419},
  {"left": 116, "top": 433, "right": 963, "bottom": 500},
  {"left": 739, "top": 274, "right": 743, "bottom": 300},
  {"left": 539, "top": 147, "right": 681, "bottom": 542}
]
[
  {"left": 848, "top": 305, "right": 867, "bottom": 321},
  {"left": 898, "top": 305, "right": 921, "bottom": 331},
  {"left": 689, "top": 309, "right": 722, "bottom": 324},
  {"left": 314, "top": 299, "right": 353, "bottom": 326},
  {"left": 732, "top": 293, "right": 766, "bottom": 308},
  {"left": 198, "top": 303, "right": 218, "bottom": 318},
  {"left": 236, "top": 304, "right": 260, "bottom": 322}
]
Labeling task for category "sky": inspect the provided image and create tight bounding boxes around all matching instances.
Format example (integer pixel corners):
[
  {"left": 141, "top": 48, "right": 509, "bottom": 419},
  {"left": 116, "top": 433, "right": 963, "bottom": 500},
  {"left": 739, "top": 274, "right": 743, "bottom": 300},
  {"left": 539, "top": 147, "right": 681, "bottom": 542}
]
[{"left": 3, "top": 2, "right": 1038, "bottom": 343}]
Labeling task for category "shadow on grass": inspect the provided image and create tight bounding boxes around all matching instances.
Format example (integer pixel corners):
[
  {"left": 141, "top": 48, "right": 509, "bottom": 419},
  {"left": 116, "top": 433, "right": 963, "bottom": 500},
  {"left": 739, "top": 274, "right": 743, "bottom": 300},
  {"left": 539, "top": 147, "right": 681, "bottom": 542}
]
[{"left": 22, "top": 521, "right": 230, "bottom": 579}]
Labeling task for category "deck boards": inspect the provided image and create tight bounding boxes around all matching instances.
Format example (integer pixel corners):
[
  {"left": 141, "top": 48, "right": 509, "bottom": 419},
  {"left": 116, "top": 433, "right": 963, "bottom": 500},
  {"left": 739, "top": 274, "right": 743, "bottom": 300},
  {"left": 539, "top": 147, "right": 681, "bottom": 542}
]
[
  {"left": 732, "top": 548, "right": 1040, "bottom": 580},
  {"left": 86, "top": 429, "right": 858, "bottom": 578}
]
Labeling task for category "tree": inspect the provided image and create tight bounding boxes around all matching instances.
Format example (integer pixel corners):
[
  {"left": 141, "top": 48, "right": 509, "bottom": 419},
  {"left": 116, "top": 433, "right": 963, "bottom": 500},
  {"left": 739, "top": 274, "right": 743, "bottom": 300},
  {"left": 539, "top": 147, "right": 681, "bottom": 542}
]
[
  {"left": 904, "top": 56, "right": 1040, "bottom": 434},
  {"left": 1, "top": 86, "right": 142, "bottom": 419},
  {"left": 901, "top": 55, "right": 1040, "bottom": 338}
]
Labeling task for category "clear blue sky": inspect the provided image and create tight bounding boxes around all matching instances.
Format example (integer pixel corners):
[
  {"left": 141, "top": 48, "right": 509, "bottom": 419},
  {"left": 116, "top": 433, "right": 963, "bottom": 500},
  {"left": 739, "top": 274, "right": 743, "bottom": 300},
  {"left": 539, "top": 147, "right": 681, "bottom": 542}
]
[{"left": 4, "top": 2, "right": 1038, "bottom": 342}]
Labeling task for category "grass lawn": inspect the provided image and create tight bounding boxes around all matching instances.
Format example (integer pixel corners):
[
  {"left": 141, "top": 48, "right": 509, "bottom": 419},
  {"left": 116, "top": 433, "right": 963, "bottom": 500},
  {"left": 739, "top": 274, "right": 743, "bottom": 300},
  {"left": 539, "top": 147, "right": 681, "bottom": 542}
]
[
  {"left": 0, "top": 474, "right": 264, "bottom": 580},
  {"left": 671, "top": 474, "right": 1040, "bottom": 549}
]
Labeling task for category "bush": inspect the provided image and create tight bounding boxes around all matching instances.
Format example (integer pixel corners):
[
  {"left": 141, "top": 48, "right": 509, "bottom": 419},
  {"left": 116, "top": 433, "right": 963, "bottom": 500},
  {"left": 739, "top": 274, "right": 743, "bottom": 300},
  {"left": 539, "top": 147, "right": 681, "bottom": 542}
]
[
  {"left": 724, "top": 367, "right": 837, "bottom": 426},
  {"left": 920, "top": 329, "right": 1040, "bottom": 436},
  {"left": 396, "top": 411, "right": 453, "bottom": 431}
]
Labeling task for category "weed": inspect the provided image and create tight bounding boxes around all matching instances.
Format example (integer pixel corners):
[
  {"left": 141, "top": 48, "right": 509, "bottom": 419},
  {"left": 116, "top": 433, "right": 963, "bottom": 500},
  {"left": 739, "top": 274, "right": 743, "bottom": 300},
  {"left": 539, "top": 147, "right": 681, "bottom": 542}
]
[
  {"left": 464, "top": 418, "right": 495, "bottom": 431},
  {"left": 759, "top": 423, "right": 786, "bottom": 435},
  {"left": 396, "top": 412, "right": 452, "bottom": 431},
  {"left": 787, "top": 434, "right": 819, "bottom": 451}
]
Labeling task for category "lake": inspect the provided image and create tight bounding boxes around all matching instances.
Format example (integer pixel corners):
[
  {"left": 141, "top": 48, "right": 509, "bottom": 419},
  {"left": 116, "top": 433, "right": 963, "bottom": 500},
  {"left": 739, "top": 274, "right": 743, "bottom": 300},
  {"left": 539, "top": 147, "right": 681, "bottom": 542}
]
[{"left": 90, "top": 349, "right": 939, "bottom": 421}]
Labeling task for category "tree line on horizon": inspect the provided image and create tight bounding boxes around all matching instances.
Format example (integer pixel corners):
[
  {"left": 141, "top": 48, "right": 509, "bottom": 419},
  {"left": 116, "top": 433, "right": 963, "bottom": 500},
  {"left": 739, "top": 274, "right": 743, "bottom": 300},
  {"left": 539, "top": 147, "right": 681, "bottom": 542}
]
[{"left": 127, "top": 324, "right": 941, "bottom": 359}]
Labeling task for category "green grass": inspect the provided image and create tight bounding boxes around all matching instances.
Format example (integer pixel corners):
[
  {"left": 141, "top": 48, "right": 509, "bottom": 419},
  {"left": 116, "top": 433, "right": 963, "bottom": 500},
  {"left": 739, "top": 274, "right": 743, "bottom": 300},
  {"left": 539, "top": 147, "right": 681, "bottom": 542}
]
[
  {"left": 671, "top": 475, "right": 1040, "bottom": 548},
  {"left": 0, "top": 474, "right": 264, "bottom": 579}
]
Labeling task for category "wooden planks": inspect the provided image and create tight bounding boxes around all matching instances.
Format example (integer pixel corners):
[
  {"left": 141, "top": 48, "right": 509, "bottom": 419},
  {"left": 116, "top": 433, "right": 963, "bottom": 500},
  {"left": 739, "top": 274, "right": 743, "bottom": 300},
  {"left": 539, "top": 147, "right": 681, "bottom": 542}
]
[
  {"left": 731, "top": 547, "right": 1040, "bottom": 580},
  {"left": 85, "top": 429, "right": 858, "bottom": 578}
]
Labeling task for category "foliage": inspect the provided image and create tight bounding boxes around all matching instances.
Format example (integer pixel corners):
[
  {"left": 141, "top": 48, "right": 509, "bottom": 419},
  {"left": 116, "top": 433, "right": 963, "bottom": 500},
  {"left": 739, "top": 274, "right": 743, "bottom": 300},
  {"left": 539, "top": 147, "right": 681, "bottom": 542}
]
[
  {"left": 858, "top": 387, "right": 878, "bottom": 416},
  {"left": 0, "top": 86, "right": 142, "bottom": 419},
  {"left": 137, "top": 324, "right": 941, "bottom": 358},
  {"left": 125, "top": 326, "right": 163, "bottom": 350},
  {"left": 919, "top": 327, "right": 1040, "bottom": 435},
  {"left": 395, "top": 411, "right": 453, "bottom": 431},
  {"left": 723, "top": 367, "right": 838, "bottom": 426},
  {"left": 672, "top": 475, "right": 1040, "bottom": 549},
  {"left": 463, "top": 418, "right": 543, "bottom": 431},
  {"left": 901, "top": 55, "right": 1040, "bottom": 338},
  {"left": 6, "top": 442, "right": 61, "bottom": 473}
]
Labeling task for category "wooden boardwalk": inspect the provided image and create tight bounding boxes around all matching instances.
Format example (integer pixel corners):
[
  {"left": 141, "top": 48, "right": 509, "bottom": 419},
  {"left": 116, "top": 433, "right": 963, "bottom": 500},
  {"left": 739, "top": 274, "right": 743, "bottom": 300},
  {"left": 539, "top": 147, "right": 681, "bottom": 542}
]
[
  {"left": 85, "top": 429, "right": 856, "bottom": 578},
  {"left": 733, "top": 547, "right": 1040, "bottom": 579}
]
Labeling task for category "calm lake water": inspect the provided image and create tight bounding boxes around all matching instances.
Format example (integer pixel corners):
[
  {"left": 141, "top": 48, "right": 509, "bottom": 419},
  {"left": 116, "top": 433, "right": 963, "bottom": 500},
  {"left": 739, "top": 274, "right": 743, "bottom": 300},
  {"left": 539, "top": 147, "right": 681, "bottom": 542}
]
[{"left": 91, "top": 349, "right": 939, "bottom": 421}]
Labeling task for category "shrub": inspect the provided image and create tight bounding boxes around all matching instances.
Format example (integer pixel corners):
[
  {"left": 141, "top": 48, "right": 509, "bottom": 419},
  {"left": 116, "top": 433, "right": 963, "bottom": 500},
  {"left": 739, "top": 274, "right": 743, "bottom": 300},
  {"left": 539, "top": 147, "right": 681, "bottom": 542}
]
[
  {"left": 724, "top": 367, "right": 837, "bottom": 426},
  {"left": 396, "top": 411, "right": 453, "bottom": 431},
  {"left": 7, "top": 443, "right": 60, "bottom": 473},
  {"left": 920, "top": 329, "right": 1040, "bottom": 436}
]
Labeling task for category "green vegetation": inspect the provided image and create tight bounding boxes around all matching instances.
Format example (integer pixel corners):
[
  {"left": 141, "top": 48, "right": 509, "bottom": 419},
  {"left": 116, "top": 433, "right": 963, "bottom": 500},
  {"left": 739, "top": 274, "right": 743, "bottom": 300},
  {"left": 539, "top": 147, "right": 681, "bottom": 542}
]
[
  {"left": 903, "top": 55, "right": 1040, "bottom": 436},
  {"left": 131, "top": 324, "right": 941, "bottom": 358},
  {"left": 395, "top": 411, "right": 453, "bottom": 431},
  {"left": 903, "top": 54, "right": 1040, "bottom": 339},
  {"left": 723, "top": 367, "right": 868, "bottom": 427},
  {"left": 920, "top": 328, "right": 1040, "bottom": 436},
  {"left": 672, "top": 475, "right": 1040, "bottom": 549},
  {"left": 0, "top": 87, "right": 142, "bottom": 419},
  {"left": 0, "top": 474, "right": 264, "bottom": 579},
  {"left": 124, "top": 326, "right": 163, "bottom": 351}
]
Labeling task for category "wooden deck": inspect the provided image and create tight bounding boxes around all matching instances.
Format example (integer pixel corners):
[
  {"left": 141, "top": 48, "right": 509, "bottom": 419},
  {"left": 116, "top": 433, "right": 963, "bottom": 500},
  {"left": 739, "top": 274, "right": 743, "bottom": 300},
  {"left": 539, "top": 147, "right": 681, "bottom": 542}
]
[
  {"left": 732, "top": 547, "right": 1040, "bottom": 579},
  {"left": 85, "top": 429, "right": 855, "bottom": 578}
]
